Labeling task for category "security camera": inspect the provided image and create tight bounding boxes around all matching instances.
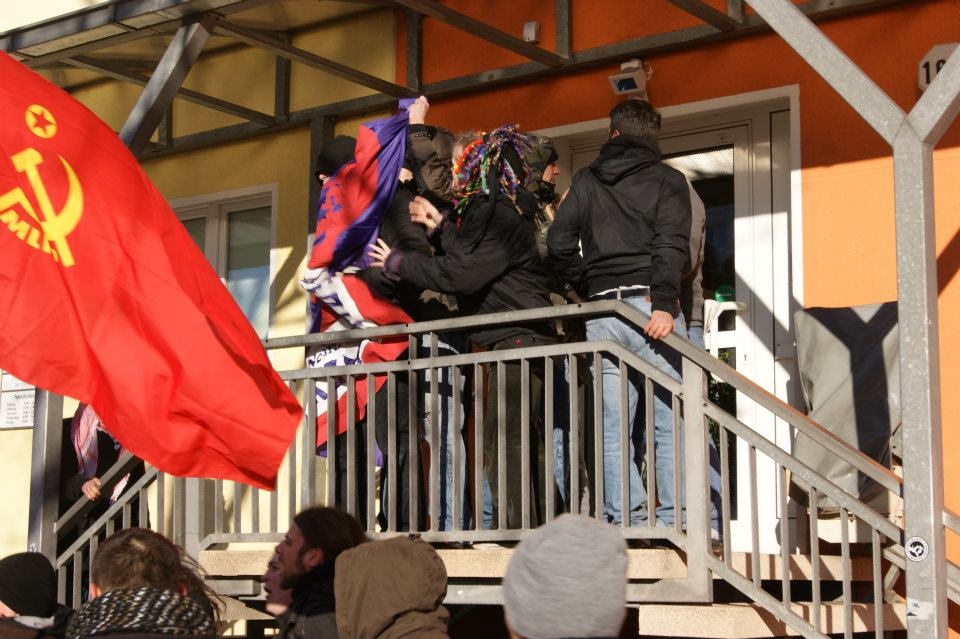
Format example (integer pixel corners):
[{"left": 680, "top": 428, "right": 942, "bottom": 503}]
[{"left": 609, "top": 59, "right": 651, "bottom": 97}]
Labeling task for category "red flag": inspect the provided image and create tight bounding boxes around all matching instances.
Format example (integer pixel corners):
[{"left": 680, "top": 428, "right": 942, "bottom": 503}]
[{"left": 0, "top": 53, "right": 301, "bottom": 489}]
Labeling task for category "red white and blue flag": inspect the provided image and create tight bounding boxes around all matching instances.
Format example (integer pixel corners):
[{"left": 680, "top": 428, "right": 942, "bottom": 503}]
[{"left": 301, "top": 100, "right": 415, "bottom": 450}]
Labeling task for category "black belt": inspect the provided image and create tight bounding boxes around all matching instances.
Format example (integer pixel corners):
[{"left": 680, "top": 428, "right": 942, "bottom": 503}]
[{"left": 591, "top": 288, "right": 650, "bottom": 301}]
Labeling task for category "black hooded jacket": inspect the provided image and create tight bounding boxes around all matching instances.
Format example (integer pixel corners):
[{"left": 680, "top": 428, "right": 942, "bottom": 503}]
[
  {"left": 546, "top": 134, "right": 691, "bottom": 313},
  {"left": 388, "top": 194, "right": 553, "bottom": 346}
]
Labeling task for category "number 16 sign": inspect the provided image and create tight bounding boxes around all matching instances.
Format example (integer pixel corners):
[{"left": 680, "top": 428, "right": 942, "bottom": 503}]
[{"left": 919, "top": 43, "right": 958, "bottom": 92}]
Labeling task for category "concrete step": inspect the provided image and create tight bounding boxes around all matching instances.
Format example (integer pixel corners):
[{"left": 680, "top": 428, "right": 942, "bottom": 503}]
[
  {"left": 199, "top": 546, "right": 876, "bottom": 583},
  {"left": 633, "top": 601, "right": 907, "bottom": 638}
]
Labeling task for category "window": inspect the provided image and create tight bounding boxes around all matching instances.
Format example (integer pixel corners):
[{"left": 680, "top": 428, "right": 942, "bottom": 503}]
[{"left": 176, "top": 193, "right": 273, "bottom": 338}]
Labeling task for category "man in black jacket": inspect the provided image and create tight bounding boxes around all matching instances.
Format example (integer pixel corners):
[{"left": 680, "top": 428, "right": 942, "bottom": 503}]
[
  {"left": 372, "top": 127, "right": 556, "bottom": 530},
  {"left": 547, "top": 99, "right": 690, "bottom": 528}
]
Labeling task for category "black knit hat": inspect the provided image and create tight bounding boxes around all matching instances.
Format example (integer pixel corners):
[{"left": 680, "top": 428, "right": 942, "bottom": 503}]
[
  {"left": 0, "top": 552, "right": 57, "bottom": 617},
  {"left": 314, "top": 135, "right": 357, "bottom": 181}
]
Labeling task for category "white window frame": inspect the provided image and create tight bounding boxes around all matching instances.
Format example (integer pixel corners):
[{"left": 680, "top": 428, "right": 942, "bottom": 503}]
[{"left": 170, "top": 184, "right": 279, "bottom": 339}]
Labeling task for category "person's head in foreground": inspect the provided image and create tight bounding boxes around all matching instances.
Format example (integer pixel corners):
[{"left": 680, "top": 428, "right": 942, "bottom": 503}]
[
  {"left": 0, "top": 552, "right": 58, "bottom": 620},
  {"left": 335, "top": 536, "right": 449, "bottom": 639},
  {"left": 66, "top": 527, "right": 219, "bottom": 639},
  {"left": 275, "top": 506, "right": 367, "bottom": 592},
  {"left": 502, "top": 514, "right": 628, "bottom": 639}
]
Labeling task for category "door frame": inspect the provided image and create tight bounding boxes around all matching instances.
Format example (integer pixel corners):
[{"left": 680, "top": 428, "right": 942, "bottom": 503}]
[{"left": 536, "top": 85, "right": 805, "bottom": 553}]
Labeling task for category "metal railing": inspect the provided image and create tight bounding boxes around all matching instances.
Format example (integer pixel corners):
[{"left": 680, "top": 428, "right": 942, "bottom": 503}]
[{"left": 51, "top": 300, "right": 958, "bottom": 636}]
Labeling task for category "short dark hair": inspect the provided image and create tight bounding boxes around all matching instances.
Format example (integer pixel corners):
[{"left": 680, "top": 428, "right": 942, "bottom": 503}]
[
  {"left": 609, "top": 99, "right": 661, "bottom": 142},
  {"left": 292, "top": 507, "right": 366, "bottom": 565}
]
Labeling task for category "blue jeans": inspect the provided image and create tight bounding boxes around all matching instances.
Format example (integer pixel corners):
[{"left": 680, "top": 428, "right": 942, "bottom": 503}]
[
  {"left": 419, "top": 338, "right": 468, "bottom": 531},
  {"left": 587, "top": 297, "right": 719, "bottom": 527}
]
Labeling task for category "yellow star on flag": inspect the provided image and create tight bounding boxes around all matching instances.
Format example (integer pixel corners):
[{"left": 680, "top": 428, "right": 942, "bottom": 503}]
[{"left": 25, "top": 104, "right": 57, "bottom": 139}]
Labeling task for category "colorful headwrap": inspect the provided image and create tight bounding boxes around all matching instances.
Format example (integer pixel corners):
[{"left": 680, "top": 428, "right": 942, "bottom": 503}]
[{"left": 452, "top": 124, "right": 532, "bottom": 217}]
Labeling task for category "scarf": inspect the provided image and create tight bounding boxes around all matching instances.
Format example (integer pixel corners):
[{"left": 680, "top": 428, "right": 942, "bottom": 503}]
[
  {"left": 290, "top": 562, "right": 337, "bottom": 616},
  {"left": 71, "top": 403, "right": 129, "bottom": 501},
  {"left": 65, "top": 587, "right": 216, "bottom": 638}
]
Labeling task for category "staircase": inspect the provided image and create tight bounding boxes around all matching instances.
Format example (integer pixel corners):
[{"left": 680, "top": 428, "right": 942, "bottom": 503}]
[{"left": 50, "top": 301, "right": 958, "bottom": 638}]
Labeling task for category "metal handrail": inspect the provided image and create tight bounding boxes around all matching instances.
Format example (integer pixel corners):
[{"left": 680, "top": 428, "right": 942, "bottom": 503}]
[
  {"left": 55, "top": 467, "right": 159, "bottom": 567},
  {"left": 50, "top": 299, "right": 952, "bottom": 632},
  {"left": 55, "top": 452, "right": 143, "bottom": 534},
  {"left": 266, "top": 300, "right": 903, "bottom": 497}
]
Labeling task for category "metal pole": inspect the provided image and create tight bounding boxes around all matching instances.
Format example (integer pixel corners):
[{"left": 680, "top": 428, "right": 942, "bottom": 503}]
[
  {"left": 742, "top": 2, "right": 960, "bottom": 636},
  {"left": 120, "top": 15, "right": 216, "bottom": 155},
  {"left": 28, "top": 390, "right": 64, "bottom": 561},
  {"left": 892, "top": 130, "right": 946, "bottom": 638}
]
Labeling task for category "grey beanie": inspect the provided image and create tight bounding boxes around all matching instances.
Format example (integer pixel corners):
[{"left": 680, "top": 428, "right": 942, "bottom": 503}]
[{"left": 503, "top": 514, "right": 628, "bottom": 639}]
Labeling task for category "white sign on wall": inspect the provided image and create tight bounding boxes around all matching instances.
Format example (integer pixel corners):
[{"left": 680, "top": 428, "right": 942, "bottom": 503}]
[
  {"left": 919, "top": 43, "right": 958, "bottom": 92},
  {"left": 0, "top": 372, "right": 36, "bottom": 429}
]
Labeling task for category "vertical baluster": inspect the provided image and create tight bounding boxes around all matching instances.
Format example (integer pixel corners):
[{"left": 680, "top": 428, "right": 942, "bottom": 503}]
[
  {"left": 592, "top": 352, "right": 603, "bottom": 519},
  {"left": 497, "top": 360, "right": 507, "bottom": 530},
  {"left": 287, "top": 381, "right": 298, "bottom": 525},
  {"left": 251, "top": 484, "right": 260, "bottom": 535},
  {"left": 270, "top": 474, "right": 278, "bottom": 534},
  {"left": 72, "top": 550, "right": 82, "bottom": 607},
  {"left": 809, "top": 487, "right": 821, "bottom": 633},
  {"left": 672, "top": 393, "right": 681, "bottom": 534},
  {"left": 452, "top": 366, "right": 463, "bottom": 532},
  {"left": 544, "top": 356, "right": 554, "bottom": 522},
  {"left": 156, "top": 472, "right": 165, "bottom": 537},
  {"left": 872, "top": 528, "right": 883, "bottom": 639},
  {"left": 840, "top": 507, "right": 853, "bottom": 639},
  {"left": 325, "top": 378, "right": 337, "bottom": 508},
  {"left": 346, "top": 375, "right": 356, "bottom": 517},
  {"left": 387, "top": 372, "right": 398, "bottom": 532},
  {"left": 749, "top": 445, "right": 760, "bottom": 589},
  {"left": 88, "top": 535, "right": 99, "bottom": 575},
  {"left": 366, "top": 374, "right": 377, "bottom": 531},
  {"left": 720, "top": 426, "right": 732, "bottom": 564},
  {"left": 645, "top": 377, "right": 655, "bottom": 530},
  {"left": 174, "top": 477, "right": 185, "bottom": 545},
  {"left": 408, "top": 356, "right": 420, "bottom": 533},
  {"left": 473, "top": 363, "right": 484, "bottom": 531},
  {"left": 57, "top": 565, "right": 66, "bottom": 604},
  {"left": 428, "top": 333, "right": 440, "bottom": 533},
  {"left": 139, "top": 485, "right": 149, "bottom": 532},
  {"left": 779, "top": 465, "right": 791, "bottom": 609},
  {"left": 568, "top": 355, "right": 580, "bottom": 516},
  {"left": 214, "top": 479, "right": 224, "bottom": 536},
  {"left": 520, "top": 358, "right": 531, "bottom": 531},
  {"left": 619, "top": 360, "right": 629, "bottom": 529},
  {"left": 232, "top": 481, "right": 241, "bottom": 536},
  {"left": 122, "top": 502, "right": 131, "bottom": 529}
]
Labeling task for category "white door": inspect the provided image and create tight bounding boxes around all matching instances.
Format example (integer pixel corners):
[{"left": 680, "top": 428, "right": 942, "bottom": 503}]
[{"left": 557, "top": 109, "right": 798, "bottom": 554}]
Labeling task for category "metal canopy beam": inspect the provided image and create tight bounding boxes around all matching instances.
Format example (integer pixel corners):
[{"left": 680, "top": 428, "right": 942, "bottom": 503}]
[
  {"left": 666, "top": 0, "right": 742, "bottom": 31},
  {"left": 389, "top": 0, "right": 569, "bottom": 67},
  {"left": 135, "top": 0, "right": 914, "bottom": 160},
  {"left": 121, "top": 15, "right": 215, "bottom": 155},
  {"left": 743, "top": 1, "right": 960, "bottom": 638},
  {"left": 405, "top": 9, "right": 422, "bottom": 93},
  {"left": 4, "top": 0, "right": 276, "bottom": 68},
  {"left": 68, "top": 55, "right": 275, "bottom": 125},
  {"left": 556, "top": 0, "right": 571, "bottom": 59},
  {"left": 213, "top": 18, "right": 413, "bottom": 98}
]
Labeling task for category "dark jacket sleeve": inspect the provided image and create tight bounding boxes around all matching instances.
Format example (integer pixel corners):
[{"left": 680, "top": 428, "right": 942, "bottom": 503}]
[
  {"left": 358, "top": 192, "right": 433, "bottom": 302},
  {"left": 546, "top": 184, "right": 585, "bottom": 291},
  {"left": 651, "top": 171, "right": 692, "bottom": 313},
  {"left": 394, "top": 211, "right": 510, "bottom": 296}
]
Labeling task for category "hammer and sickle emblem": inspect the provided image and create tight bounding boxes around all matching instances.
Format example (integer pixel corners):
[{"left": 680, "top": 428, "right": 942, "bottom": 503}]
[{"left": 0, "top": 148, "right": 83, "bottom": 267}]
